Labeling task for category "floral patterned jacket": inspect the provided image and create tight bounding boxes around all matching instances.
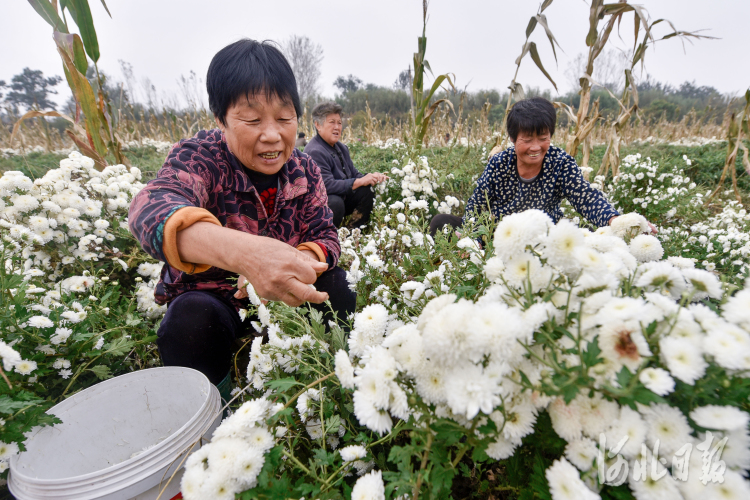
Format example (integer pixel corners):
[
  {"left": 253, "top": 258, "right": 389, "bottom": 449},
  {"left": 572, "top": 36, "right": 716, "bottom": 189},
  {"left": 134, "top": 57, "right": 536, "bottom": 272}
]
[
  {"left": 464, "top": 145, "right": 619, "bottom": 227},
  {"left": 128, "top": 129, "right": 340, "bottom": 309}
]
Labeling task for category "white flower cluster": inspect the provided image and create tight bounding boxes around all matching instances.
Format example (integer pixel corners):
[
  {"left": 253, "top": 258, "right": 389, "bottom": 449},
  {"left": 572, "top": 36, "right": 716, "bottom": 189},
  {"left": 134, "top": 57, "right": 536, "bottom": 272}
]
[
  {"left": 661, "top": 201, "right": 750, "bottom": 279},
  {"left": 121, "top": 138, "right": 174, "bottom": 154},
  {"left": 246, "top": 324, "right": 329, "bottom": 391},
  {"left": 606, "top": 153, "right": 698, "bottom": 212},
  {"left": 0, "top": 153, "right": 163, "bottom": 376},
  {"left": 388, "top": 156, "right": 440, "bottom": 203},
  {"left": 181, "top": 397, "right": 278, "bottom": 500},
  {"left": 336, "top": 208, "right": 750, "bottom": 498},
  {"left": 135, "top": 262, "right": 167, "bottom": 319},
  {"left": 633, "top": 136, "right": 724, "bottom": 147},
  {"left": 1, "top": 146, "right": 78, "bottom": 158},
  {"left": 435, "top": 195, "right": 461, "bottom": 215},
  {"left": 367, "top": 138, "right": 405, "bottom": 150}
]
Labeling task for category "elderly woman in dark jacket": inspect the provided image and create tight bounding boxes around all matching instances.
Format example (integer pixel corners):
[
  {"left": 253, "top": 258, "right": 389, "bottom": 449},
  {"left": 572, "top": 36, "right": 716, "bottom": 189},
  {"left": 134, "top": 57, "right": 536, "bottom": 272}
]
[
  {"left": 304, "top": 102, "right": 387, "bottom": 228},
  {"left": 128, "top": 40, "right": 355, "bottom": 397}
]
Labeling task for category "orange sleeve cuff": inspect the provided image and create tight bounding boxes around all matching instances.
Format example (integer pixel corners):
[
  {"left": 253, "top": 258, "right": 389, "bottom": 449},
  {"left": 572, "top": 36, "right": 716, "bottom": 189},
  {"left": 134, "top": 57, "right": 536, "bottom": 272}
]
[
  {"left": 163, "top": 207, "right": 221, "bottom": 274},
  {"left": 297, "top": 242, "right": 327, "bottom": 277}
]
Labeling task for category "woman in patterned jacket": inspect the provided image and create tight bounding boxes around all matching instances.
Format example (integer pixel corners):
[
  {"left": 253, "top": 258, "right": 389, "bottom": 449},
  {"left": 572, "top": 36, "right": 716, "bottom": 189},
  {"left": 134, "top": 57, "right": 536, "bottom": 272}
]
[
  {"left": 128, "top": 39, "right": 355, "bottom": 396},
  {"left": 429, "top": 97, "right": 655, "bottom": 236}
]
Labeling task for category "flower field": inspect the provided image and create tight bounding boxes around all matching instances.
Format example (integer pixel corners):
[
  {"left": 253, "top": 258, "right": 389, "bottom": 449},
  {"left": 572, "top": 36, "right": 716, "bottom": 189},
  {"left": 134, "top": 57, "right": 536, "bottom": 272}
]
[{"left": 1, "top": 140, "right": 750, "bottom": 500}]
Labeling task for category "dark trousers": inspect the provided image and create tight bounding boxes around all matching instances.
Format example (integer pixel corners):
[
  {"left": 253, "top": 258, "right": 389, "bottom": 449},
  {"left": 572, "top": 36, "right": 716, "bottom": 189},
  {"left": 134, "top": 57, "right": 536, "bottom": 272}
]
[
  {"left": 156, "top": 266, "right": 356, "bottom": 384},
  {"left": 428, "top": 214, "right": 463, "bottom": 237},
  {"left": 328, "top": 185, "right": 374, "bottom": 228}
]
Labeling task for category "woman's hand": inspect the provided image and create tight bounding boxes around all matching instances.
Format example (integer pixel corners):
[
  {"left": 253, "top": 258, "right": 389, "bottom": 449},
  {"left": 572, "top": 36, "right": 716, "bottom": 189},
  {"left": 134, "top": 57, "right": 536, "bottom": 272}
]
[
  {"left": 353, "top": 172, "right": 388, "bottom": 190},
  {"left": 177, "top": 222, "right": 329, "bottom": 307},
  {"left": 234, "top": 248, "right": 320, "bottom": 301}
]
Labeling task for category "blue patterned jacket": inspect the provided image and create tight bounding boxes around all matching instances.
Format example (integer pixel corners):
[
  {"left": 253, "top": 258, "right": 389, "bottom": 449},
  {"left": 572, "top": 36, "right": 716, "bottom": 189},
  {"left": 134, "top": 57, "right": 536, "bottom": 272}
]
[{"left": 464, "top": 145, "right": 619, "bottom": 227}]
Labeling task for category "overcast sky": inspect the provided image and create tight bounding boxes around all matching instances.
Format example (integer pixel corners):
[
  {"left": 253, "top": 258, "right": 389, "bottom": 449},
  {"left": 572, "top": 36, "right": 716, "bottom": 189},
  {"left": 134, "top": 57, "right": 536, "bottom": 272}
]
[{"left": 2, "top": 0, "right": 749, "bottom": 110}]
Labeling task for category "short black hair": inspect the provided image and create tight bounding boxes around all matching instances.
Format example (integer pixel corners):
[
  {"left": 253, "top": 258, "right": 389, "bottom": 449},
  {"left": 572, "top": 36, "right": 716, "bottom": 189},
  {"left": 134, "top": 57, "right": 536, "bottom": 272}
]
[
  {"left": 506, "top": 97, "right": 556, "bottom": 142},
  {"left": 298, "top": 132, "right": 305, "bottom": 138},
  {"left": 207, "top": 39, "right": 301, "bottom": 126}
]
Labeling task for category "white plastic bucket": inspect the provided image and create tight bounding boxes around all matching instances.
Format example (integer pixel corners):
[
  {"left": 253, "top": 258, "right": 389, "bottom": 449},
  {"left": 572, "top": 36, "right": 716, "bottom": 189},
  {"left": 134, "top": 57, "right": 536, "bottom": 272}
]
[{"left": 8, "top": 366, "right": 222, "bottom": 500}]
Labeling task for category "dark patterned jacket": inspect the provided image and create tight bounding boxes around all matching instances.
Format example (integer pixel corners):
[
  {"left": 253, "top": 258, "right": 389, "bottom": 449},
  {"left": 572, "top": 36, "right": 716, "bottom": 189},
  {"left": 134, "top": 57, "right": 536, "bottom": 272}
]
[
  {"left": 464, "top": 145, "right": 619, "bottom": 227},
  {"left": 128, "top": 129, "right": 340, "bottom": 309}
]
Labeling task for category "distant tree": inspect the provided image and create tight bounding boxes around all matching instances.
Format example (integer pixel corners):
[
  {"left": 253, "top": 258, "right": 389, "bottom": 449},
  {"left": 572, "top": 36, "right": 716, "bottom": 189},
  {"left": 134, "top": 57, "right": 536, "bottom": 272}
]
[
  {"left": 283, "top": 35, "right": 324, "bottom": 105},
  {"left": 393, "top": 69, "right": 411, "bottom": 91},
  {"left": 4, "top": 68, "right": 62, "bottom": 111},
  {"left": 334, "top": 75, "right": 363, "bottom": 96},
  {"left": 0, "top": 80, "right": 6, "bottom": 100}
]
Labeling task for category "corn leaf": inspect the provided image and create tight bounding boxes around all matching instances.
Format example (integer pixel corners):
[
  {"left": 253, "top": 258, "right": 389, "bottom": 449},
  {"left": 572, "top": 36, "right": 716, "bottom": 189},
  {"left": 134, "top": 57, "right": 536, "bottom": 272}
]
[
  {"left": 69, "top": 0, "right": 100, "bottom": 62},
  {"left": 26, "top": 0, "right": 68, "bottom": 32},
  {"left": 528, "top": 42, "right": 557, "bottom": 91},
  {"left": 525, "top": 16, "right": 537, "bottom": 38},
  {"left": 540, "top": 0, "right": 555, "bottom": 12},
  {"left": 536, "top": 14, "right": 563, "bottom": 63},
  {"left": 99, "top": 0, "right": 111, "bottom": 16},
  {"left": 10, "top": 110, "right": 76, "bottom": 147},
  {"left": 54, "top": 30, "right": 108, "bottom": 158}
]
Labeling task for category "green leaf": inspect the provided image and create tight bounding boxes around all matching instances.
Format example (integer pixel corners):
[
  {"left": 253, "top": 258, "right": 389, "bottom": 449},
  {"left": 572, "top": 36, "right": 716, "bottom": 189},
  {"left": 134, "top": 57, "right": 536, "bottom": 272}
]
[
  {"left": 326, "top": 414, "right": 341, "bottom": 435},
  {"left": 125, "top": 314, "right": 142, "bottom": 327},
  {"left": 88, "top": 365, "right": 112, "bottom": 380},
  {"left": 0, "top": 395, "right": 42, "bottom": 415},
  {"left": 582, "top": 336, "right": 603, "bottom": 367},
  {"left": 265, "top": 377, "right": 303, "bottom": 392},
  {"left": 27, "top": 0, "right": 68, "bottom": 32},
  {"left": 104, "top": 336, "right": 134, "bottom": 356},
  {"left": 69, "top": 0, "right": 100, "bottom": 62}
]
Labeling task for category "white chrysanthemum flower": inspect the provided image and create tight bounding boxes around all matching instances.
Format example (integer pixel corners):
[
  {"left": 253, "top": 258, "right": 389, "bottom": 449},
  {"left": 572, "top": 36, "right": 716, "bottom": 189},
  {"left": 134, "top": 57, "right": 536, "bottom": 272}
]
[
  {"left": 721, "top": 427, "right": 750, "bottom": 470},
  {"left": 628, "top": 464, "right": 682, "bottom": 500},
  {"left": 610, "top": 212, "right": 649, "bottom": 237},
  {"left": 334, "top": 350, "right": 355, "bottom": 389},
  {"left": 14, "top": 360, "right": 37, "bottom": 376},
  {"left": 682, "top": 268, "right": 722, "bottom": 300},
  {"left": 635, "top": 262, "right": 686, "bottom": 299},
  {"left": 629, "top": 234, "right": 664, "bottom": 263},
  {"left": 704, "top": 325, "right": 750, "bottom": 370},
  {"left": 353, "top": 391, "right": 392, "bottom": 436},
  {"left": 639, "top": 367, "right": 675, "bottom": 396},
  {"left": 340, "top": 444, "right": 368, "bottom": 462},
  {"left": 485, "top": 434, "right": 518, "bottom": 460},
  {"left": 0, "top": 342, "right": 22, "bottom": 371},
  {"left": 564, "top": 438, "right": 598, "bottom": 472},
  {"left": 722, "top": 289, "right": 750, "bottom": 327},
  {"left": 232, "top": 446, "right": 265, "bottom": 491},
  {"left": 704, "top": 469, "right": 750, "bottom": 500},
  {"left": 548, "top": 398, "right": 583, "bottom": 442},
  {"left": 351, "top": 469, "right": 385, "bottom": 500},
  {"left": 28, "top": 315, "right": 54, "bottom": 329},
  {"left": 690, "top": 405, "right": 749, "bottom": 431},
  {"left": 353, "top": 304, "right": 389, "bottom": 341},
  {"left": 641, "top": 403, "right": 693, "bottom": 457},
  {"left": 500, "top": 402, "right": 538, "bottom": 441},
  {"left": 415, "top": 365, "right": 447, "bottom": 404},
  {"left": 604, "top": 406, "right": 647, "bottom": 459},
  {"left": 0, "top": 441, "right": 20, "bottom": 460},
  {"left": 578, "top": 395, "right": 620, "bottom": 440},
  {"left": 503, "top": 252, "right": 549, "bottom": 291},
  {"left": 545, "top": 458, "right": 600, "bottom": 500},
  {"left": 305, "top": 418, "right": 324, "bottom": 440},
  {"left": 543, "top": 219, "right": 585, "bottom": 271},
  {"left": 659, "top": 336, "right": 706, "bottom": 385},
  {"left": 493, "top": 210, "right": 551, "bottom": 260},
  {"left": 597, "top": 321, "right": 650, "bottom": 372}
]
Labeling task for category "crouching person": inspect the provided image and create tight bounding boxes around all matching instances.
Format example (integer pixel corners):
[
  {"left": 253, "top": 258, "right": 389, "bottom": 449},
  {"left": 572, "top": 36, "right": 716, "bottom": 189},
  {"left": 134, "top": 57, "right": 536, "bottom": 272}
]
[
  {"left": 304, "top": 102, "right": 387, "bottom": 228},
  {"left": 128, "top": 40, "right": 356, "bottom": 401}
]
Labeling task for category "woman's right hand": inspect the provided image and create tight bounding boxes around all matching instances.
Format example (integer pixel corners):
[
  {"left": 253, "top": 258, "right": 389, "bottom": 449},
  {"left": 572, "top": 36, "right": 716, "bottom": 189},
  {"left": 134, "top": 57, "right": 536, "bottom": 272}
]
[{"left": 177, "top": 222, "right": 329, "bottom": 307}]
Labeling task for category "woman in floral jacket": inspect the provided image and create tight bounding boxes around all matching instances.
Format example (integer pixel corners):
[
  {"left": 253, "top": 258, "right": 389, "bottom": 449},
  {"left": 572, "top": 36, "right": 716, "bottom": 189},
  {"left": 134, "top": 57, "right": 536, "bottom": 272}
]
[{"left": 129, "top": 39, "right": 354, "bottom": 393}]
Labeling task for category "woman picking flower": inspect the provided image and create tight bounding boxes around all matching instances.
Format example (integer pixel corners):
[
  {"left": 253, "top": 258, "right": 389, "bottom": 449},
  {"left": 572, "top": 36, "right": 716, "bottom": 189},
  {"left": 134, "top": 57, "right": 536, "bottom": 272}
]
[
  {"left": 128, "top": 39, "right": 355, "bottom": 396},
  {"left": 429, "top": 97, "right": 656, "bottom": 236}
]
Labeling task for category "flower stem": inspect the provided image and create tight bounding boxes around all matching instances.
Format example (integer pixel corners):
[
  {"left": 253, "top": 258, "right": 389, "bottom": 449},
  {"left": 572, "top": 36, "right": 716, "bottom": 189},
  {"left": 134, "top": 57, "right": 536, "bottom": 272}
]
[{"left": 412, "top": 432, "right": 433, "bottom": 500}]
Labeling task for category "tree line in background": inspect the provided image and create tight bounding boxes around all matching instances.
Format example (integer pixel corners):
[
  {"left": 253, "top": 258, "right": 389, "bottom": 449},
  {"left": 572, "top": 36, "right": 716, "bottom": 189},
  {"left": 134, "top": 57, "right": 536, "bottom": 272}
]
[{"left": 0, "top": 52, "right": 736, "bottom": 145}]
